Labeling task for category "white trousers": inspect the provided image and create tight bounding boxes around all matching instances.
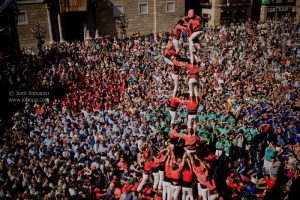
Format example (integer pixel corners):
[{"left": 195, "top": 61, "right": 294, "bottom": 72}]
[
  {"left": 158, "top": 170, "right": 164, "bottom": 190},
  {"left": 171, "top": 73, "right": 179, "bottom": 97},
  {"left": 189, "top": 31, "right": 202, "bottom": 64},
  {"left": 208, "top": 193, "right": 219, "bottom": 200},
  {"left": 187, "top": 114, "right": 197, "bottom": 129},
  {"left": 173, "top": 39, "right": 180, "bottom": 53},
  {"left": 137, "top": 173, "right": 149, "bottom": 191},
  {"left": 263, "top": 160, "right": 272, "bottom": 175},
  {"left": 163, "top": 181, "right": 171, "bottom": 200},
  {"left": 185, "top": 147, "right": 196, "bottom": 155},
  {"left": 164, "top": 57, "right": 173, "bottom": 65},
  {"left": 170, "top": 110, "right": 177, "bottom": 125},
  {"left": 197, "top": 183, "right": 208, "bottom": 200},
  {"left": 182, "top": 186, "right": 194, "bottom": 200},
  {"left": 188, "top": 78, "right": 198, "bottom": 97},
  {"left": 153, "top": 172, "right": 159, "bottom": 189},
  {"left": 215, "top": 149, "right": 223, "bottom": 157},
  {"left": 170, "top": 184, "right": 181, "bottom": 200}
]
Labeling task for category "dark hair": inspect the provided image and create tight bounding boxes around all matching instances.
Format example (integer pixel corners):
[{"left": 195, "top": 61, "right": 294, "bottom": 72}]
[
  {"left": 177, "top": 19, "right": 184, "bottom": 25},
  {"left": 172, "top": 163, "right": 179, "bottom": 170}
]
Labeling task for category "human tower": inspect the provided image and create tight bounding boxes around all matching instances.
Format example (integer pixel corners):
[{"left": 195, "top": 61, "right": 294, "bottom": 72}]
[{"left": 136, "top": 9, "right": 219, "bottom": 200}]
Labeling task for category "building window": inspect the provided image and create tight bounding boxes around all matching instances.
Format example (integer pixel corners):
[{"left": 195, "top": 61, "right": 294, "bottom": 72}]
[
  {"left": 139, "top": 3, "right": 148, "bottom": 14},
  {"left": 113, "top": 5, "right": 124, "bottom": 17},
  {"left": 166, "top": 1, "right": 175, "bottom": 13},
  {"left": 17, "top": 10, "right": 28, "bottom": 25}
]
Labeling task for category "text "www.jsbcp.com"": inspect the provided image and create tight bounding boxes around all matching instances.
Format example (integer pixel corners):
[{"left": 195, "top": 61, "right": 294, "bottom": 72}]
[{"left": 8, "top": 98, "right": 49, "bottom": 103}]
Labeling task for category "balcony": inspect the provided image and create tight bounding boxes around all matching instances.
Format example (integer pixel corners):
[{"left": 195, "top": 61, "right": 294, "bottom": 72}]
[
  {"left": 200, "top": 0, "right": 212, "bottom": 5},
  {"left": 219, "top": 0, "right": 252, "bottom": 7},
  {"left": 200, "top": 0, "right": 212, "bottom": 8}
]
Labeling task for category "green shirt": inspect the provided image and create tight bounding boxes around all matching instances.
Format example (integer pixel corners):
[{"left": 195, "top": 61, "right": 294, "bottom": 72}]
[
  {"left": 265, "top": 146, "right": 275, "bottom": 162},
  {"left": 216, "top": 141, "right": 223, "bottom": 149}
]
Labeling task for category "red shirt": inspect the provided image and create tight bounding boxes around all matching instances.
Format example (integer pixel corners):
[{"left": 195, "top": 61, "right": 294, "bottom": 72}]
[
  {"left": 265, "top": 177, "right": 276, "bottom": 190},
  {"left": 165, "top": 49, "right": 177, "bottom": 59},
  {"left": 170, "top": 164, "right": 184, "bottom": 180},
  {"left": 182, "top": 168, "right": 193, "bottom": 183},
  {"left": 184, "top": 64, "right": 200, "bottom": 78},
  {"left": 205, "top": 179, "right": 217, "bottom": 191},
  {"left": 169, "top": 97, "right": 181, "bottom": 109},
  {"left": 144, "top": 161, "right": 155, "bottom": 173},
  {"left": 181, "top": 134, "right": 198, "bottom": 146},
  {"left": 173, "top": 24, "right": 182, "bottom": 40},
  {"left": 117, "top": 161, "right": 128, "bottom": 172},
  {"left": 184, "top": 15, "right": 201, "bottom": 32},
  {"left": 169, "top": 130, "right": 179, "bottom": 138},
  {"left": 181, "top": 100, "right": 199, "bottom": 112},
  {"left": 130, "top": 182, "right": 139, "bottom": 191},
  {"left": 194, "top": 165, "right": 209, "bottom": 185},
  {"left": 165, "top": 164, "right": 172, "bottom": 178},
  {"left": 173, "top": 61, "right": 199, "bottom": 78},
  {"left": 154, "top": 194, "right": 163, "bottom": 200}
]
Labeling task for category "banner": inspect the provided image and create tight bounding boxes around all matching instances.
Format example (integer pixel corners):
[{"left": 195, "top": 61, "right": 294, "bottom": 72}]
[
  {"left": 59, "top": 0, "right": 87, "bottom": 13},
  {"left": 261, "top": 0, "right": 274, "bottom": 5},
  {"left": 267, "top": 7, "right": 276, "bottom": 12},
  {"left": 278, "top": 6, "right": 288, "bottom": 12}
]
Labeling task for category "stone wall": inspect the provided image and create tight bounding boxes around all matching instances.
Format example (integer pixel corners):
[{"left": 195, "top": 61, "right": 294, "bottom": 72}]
[
  {"left": 17, "top": 2, "right": 50, "bottom": 49},
  {"left": 156, "top": 0, "right": 185, "bottom": 33},
  {"left": 96, "top": 0, "right": 185, "bottom": 36}
]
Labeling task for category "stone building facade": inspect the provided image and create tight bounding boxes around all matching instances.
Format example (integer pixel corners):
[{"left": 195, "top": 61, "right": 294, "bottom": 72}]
[
  {"left": 16, "top": 0, "right": 51, "bottom": 49},
  {"left": 97, "top": 0, "right": 185, "bottom": 36},
  {"left": 199, "top": 0, "right": 253, "bottom": 27},
  {"left": 14, "top": 0, "right": 300, "bottom": 49},
  {"left": 16, "top": 0, "right": 185, "bottom": 48}
]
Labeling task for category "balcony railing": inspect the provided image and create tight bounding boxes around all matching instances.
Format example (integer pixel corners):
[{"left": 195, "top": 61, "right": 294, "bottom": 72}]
[
  {"left": 220, "top": 0, "right": 252, "bottom": 6},
  {"left": 200, "top": 0, "right": 212, "bottom": 6}
]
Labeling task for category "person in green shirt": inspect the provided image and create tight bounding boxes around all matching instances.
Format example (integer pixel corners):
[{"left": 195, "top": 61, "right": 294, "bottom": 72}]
[
  {"left": 263, "top": 142, "right": 275, "bottom": 175},
  {"left": 215, "top": 139, "right": 224, "bottom": 157},
  {"left": 224, "top": 138, "right": 232, "bottom": 157}
]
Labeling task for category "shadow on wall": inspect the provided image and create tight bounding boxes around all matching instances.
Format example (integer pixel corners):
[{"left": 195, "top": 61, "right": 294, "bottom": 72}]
[{"left": 96, "top": 0, "right": 118, "bottom": 37}]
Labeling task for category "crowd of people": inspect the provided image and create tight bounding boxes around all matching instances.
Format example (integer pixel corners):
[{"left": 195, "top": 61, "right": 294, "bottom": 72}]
[{"left": 0, "top": 10, "right": 300, "bottom": 200}]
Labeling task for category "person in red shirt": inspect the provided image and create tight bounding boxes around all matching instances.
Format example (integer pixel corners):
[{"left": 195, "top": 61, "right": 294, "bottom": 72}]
[
  {"left": 169, "top": 152, "right": 186, "bottom": 200},
  {"left": 190, "top": 155, "right": 209, "bottom": 200},
  {"left": 154, "top": 191, "right": 163, "bottom": 200},
  {"left": 182, "top": 9, "right": 202, "bottom": 64},
  {"left": 153, "top": 150, "right": 168, "bottom": 192},
  {"left": 163, "top": 43, "right": 179, "bottom": 97},
  {"left": 169, "top": 97, "right": 181, "bottom": 128},
  {"left": 205, "top": 177, "right": 219, "bottom": 200},
  {"left": 170, "top": 127, "right": 199, "bottom": 155},
  {"left": 156, "top": 150, "right": 169, "bottom": 192},
  {"left": 163, "top": 43, "right": 177, "bottom": 66},
  {"left": 173, "top": 19, "right": 187, "bottom": 53},
  {"left": 174, "top": 60, "right": 200, "bottom": 99},
  {"left": 163, "top": 155, "right": 172, "bottom": 200},
  {"left": 181, "top": 158, "right": 194, "bottom": 200},
  {"left": 179, "top": 97, "right": 199, "bottom": 135},
  {"left": 137, "top": 157, "right": 157, "bottom": 192},
  {"left": 164, "top": 44, "right": 190, "bottom": 98}
]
